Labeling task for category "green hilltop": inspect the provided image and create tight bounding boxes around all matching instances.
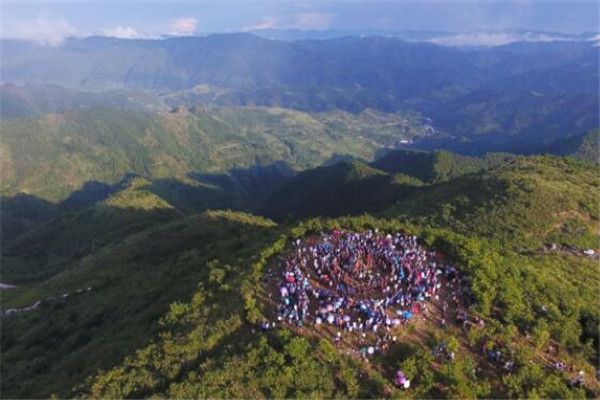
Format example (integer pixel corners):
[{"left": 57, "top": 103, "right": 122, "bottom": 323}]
[
  {"left": 2, "top": 177, "right": 179, "bottom": 284},
  {"left": 260, "top": 159, "right": 422, "bottom": 220},
  {"left": 1, "top": 153, "right": 599, "bottom": 399},
  {"left": 371, "top": 149, "right": 517, "bottom": 183},
  {"left": 385, "top": 155, "right": 599, "bottom": 249}
]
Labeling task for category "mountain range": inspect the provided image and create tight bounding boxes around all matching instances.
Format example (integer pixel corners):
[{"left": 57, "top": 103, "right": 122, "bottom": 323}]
[
  {"left": 1, "top": 31, "right": 599, "bottom": 399},
  {"left": 2, "top": 34, "right": 597, "bottom": 97},
  {"left": 2, "top": 34, "right": 597, "bottom": 154}
]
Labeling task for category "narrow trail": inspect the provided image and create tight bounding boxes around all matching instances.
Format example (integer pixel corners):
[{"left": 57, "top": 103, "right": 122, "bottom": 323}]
[{"left": 0, "top": 286, "right": 93, "bottom": 317}]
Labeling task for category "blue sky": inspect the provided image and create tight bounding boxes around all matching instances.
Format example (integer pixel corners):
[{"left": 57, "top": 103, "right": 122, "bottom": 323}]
[{"left": 2, "top": 1, "right": 599, "bottom": 45}]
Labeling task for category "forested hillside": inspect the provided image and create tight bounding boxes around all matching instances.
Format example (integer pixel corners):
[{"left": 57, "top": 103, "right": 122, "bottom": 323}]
[
  {"left": 0, "top": 106, "right": 430, "bottom": 201},
  {"left": 260, "top": 160, "right": 422, "bottom": 220},
  {"left": 386, "top": 156, "right": 599, "bottom": 248},
  {"left": 84, "top": 157, "right": 600, "bottom": 399},
  {"left": 2, "top": 155, "right": 598, "bottom": 399},
  {"left": 2, "top": 211, "right": 281, "bottom": 398}
]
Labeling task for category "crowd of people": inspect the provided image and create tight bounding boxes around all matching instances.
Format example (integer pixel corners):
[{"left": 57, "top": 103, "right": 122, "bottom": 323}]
[
  {"left": 272, "top": 230, "right": 465, "bottom": 339},
  {"left": 261, "top": 230, "right": 598, "bottom": 392},
  {"left": 262, "top": 230, "right": 597, "bottom": 392}
]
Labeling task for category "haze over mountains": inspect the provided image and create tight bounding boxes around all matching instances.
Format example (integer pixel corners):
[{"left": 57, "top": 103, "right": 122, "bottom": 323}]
[
  {"left": 1, "top": 27, "right": 599, "bottom": 399},
  {"left": 3, "top": 32, "right": 598, "bottom": 95},
  {"left": 2, "top": 32, "right": 598, "bottom": 155},
  {"left": 248, "top": 28, "right": 599, "bottom": 46}
]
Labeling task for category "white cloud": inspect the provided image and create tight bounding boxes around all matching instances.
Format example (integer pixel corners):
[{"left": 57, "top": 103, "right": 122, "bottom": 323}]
[
  {"left": 101, "top": 26, "right": 139, "bottom": 39},
  {"left": 242, "top": 12, "right": 332, "bottom": 31},
  {"left": 168, "top": 18, "right": 197, "bottom": 36},
  {"left": 244, "top": 12, "right": 333, "bottom": 32},
  {"left": 587, "top": 33, "right": 600, "bottom": 46},
  {"left": 243, "top": 17, "right": 278, "bottom": 31},
  {"left": 293, "top": 13, "right": 332, "bottom": 30},
  {"left": 2, "top": 12, "right": 78, "bottom": 46}
]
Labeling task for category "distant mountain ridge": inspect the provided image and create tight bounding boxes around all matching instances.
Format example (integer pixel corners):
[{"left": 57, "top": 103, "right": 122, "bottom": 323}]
[
  {"left": 2, "top": 34, "right": 597, "bottom": 97},
  {"left": 3, "top": 34, "right": 597, "bottom": 153},
  {"left": 250, "top": 28, "right": 599, "bottom": 47}
]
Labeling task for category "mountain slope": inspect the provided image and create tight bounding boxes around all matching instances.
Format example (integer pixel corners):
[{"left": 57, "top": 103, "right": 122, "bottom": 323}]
[
  {"left": 0, "top": 83, "right": 163, "bottom": 119},
  {"left": 370, "top": 149, "right": 517, "bottom": 182},
  {"left": 1, "top": 211, "right": 279, "bottom": 398},
  {"left": 84, "top": 156, "right": 600, "bottom": 396},
  {"left": 418, "top": 89, "right": 599, "bottom": 144},
  {"left": 0, "top": 34, "right": 478, "bottom": 91},
  {"left": 0, "top": 194, "right": 59, "bottom": 244},
  {"left": 0, "top": 106, "right": 430, "bottom": 201},
  {"left": 1, "top": 178, "right": 179, "bottom": 284},
  {"left": 2, "top": 35, "right": 597, "bottom": 158},
  {"left": 260, "top": 149, "right": 525, "bottom": 220},
  {"left": 505, "top": 128, "right": 600, "bottom": 163},
  {"left": 385, "top": 155, "right": 599, "bottom": 248},
  {"left": 569, "top": 129, "right": 599, "bottom": 164},
  {"left": 260, "top": 160, "right": 422, "bottom": 220}
]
